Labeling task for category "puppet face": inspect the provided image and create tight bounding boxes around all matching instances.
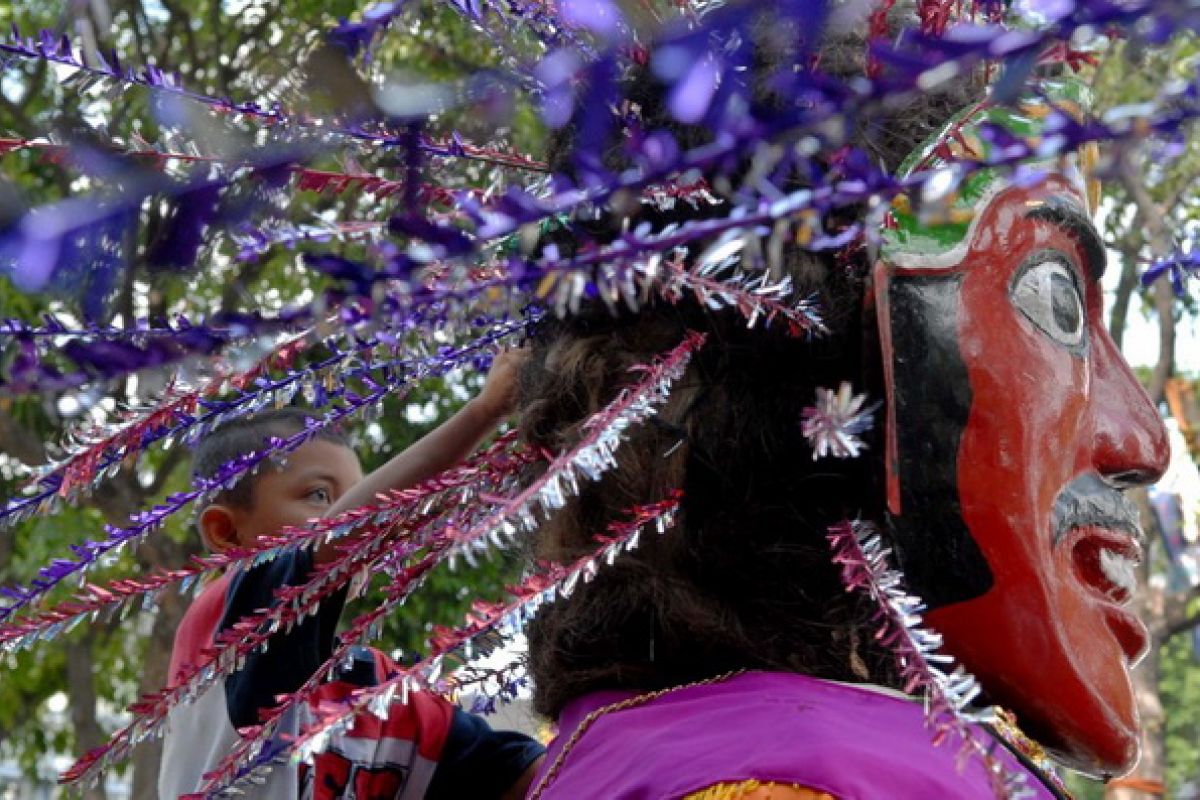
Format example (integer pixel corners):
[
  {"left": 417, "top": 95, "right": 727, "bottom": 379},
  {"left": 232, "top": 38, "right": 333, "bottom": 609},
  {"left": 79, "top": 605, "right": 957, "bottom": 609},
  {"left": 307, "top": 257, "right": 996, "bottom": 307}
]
[{"left": 876, "top": 174, "right": 1169, "bottom": 775}]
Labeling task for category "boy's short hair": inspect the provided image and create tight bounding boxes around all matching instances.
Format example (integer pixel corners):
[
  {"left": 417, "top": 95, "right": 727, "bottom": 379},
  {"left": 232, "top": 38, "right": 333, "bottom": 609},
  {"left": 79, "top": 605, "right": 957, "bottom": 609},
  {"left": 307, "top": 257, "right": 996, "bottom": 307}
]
[{"left": 192, "top": 408, "right": 351, "bottom": 508}]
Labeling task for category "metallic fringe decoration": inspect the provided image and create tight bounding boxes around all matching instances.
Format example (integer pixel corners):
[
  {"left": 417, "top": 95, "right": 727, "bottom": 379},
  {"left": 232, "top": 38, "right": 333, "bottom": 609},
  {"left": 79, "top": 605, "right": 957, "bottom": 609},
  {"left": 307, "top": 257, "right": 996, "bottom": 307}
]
[
  {"left": 0, "top": 319, "right": 527, "bottom": 626},
  {"left": 826, "top": 520, "right": 1033, "bottom": 799},
  {"left": 206, "top": 492, "right": 682, "bottom": 798},
  {"left": 61, "top": 332, "right": 701, "bottom": 791},
  {"left": 59, "top": 433, "right": 533, "bottom": 789}
]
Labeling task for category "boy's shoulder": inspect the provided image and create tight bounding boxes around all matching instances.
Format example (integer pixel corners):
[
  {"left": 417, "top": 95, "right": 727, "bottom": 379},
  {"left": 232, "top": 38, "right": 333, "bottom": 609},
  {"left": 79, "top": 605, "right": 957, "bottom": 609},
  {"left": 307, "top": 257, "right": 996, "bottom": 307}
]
[{"left": 167, "top": 572, "right": 234, "bottom": 688}]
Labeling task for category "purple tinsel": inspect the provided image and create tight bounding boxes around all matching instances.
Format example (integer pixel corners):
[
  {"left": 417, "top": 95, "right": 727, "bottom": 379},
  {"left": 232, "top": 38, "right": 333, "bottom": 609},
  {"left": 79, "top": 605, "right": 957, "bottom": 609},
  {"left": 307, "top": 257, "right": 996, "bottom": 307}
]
[{"left": 0, "top": 317, "right": 529, "bottom": 623}]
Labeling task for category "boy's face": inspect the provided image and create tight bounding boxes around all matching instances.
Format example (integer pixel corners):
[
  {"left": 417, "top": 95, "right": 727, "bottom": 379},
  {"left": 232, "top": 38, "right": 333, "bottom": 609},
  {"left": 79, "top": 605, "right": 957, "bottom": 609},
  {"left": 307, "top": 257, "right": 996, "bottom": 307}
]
[{"left": 211, "top": 439, "right": 364, "bottom": 549}]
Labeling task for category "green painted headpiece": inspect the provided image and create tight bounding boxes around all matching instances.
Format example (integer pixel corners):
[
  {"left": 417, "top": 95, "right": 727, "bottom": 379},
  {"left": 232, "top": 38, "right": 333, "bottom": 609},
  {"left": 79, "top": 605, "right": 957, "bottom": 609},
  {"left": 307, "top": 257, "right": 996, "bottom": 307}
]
[{"left": 882, "top": 77, "right": 1098, "bottom": 263}]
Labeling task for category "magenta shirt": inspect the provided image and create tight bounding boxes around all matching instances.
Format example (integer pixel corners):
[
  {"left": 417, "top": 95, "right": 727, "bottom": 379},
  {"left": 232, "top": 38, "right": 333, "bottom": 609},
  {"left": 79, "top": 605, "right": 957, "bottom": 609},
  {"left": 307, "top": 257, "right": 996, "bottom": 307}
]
[{"left": 533, "top": 671, "right": 1062, "bottom": 799}]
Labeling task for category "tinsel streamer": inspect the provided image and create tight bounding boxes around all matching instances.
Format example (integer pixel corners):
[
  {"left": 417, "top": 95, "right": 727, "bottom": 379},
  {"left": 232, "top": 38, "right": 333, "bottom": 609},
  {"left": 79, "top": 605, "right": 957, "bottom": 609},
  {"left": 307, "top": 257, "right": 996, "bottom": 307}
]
[
  {"left": 649, "top": 246, "right": 826, "bottom": 336},
  {"left": 70, "top": 320, "right": 696, "bottom": 790},
  {"left": 3, "top": 2, "right": 1195, "bottom": 321},
  {"left": 0, "top": 146, "right": 308, "bottom": 297},
  {"left": 5, "top": 331, "right": 314, "bottom": 517},
  {"left": 191, "top": 333, "right": 701, "bottom": 794},
  {"left": 1, "top": 324, "right": 350, "bottom": 528},
  {"left": 1142, "top": 248, "right": 1200, "bottom": 296},
  {"left": 0, "top": 431, "right": 531, "bottom": 654},
  {"left": 0, "top": 137, "right": 486, "bottom": 206},
  {"left": 0, "top": 313, "right": 245, "bottom": 341},
  {"left": 231, "top": 220, "right": 388, "bottom": 261},
  {"left": 526, "top": 191, "right": 858, "bottom": 318},
  {"left": 826, "top": 520, "right": 1032, "bottom": 799},
  {"left": 203, "top": 492, "right": 682, "bottom": 798},
  {"left": 426, "top": 492, "right": 681, "bottom": 678},
  {"left": 0, "top": 28, "right": 547, "bottom": 172},
  {"left": 0, "top": 306, "right": 312, "bottom": 396},
  {"left": 1, "top": 309, "right": 525, "bottom": 525},
  {"left": 5, "top": 59, "right": 1185, "bottom": 396},
  {"left": 191, "top": 505, "right": 497, "bottom": 795},
  {"left": 58, "top": 434, "right": 532, "bottom": 789},
  {"left": 1, "top": 254, "right": 519, "bottom": 393},
  {"left": 8, "top": 2, "right": 1196, "bottom": 387},
  {"left": 0, "top": 321, "right": 525, "bottom": 623}
]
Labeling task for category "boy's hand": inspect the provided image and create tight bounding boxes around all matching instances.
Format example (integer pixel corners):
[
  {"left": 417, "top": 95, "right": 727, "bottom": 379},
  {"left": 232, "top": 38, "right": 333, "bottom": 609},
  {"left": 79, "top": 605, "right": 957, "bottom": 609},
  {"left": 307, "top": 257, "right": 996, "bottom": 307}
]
[{"left": 472, "top": 347, "right": 528, "bottom": 421}]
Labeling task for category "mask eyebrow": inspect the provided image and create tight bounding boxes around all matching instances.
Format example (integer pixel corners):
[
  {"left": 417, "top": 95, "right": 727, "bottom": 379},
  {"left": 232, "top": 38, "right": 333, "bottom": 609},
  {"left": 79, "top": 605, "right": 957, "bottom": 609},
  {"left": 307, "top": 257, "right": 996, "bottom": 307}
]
[{"left": 1024, "top": 198, "right": 1107, "bottom": 282}]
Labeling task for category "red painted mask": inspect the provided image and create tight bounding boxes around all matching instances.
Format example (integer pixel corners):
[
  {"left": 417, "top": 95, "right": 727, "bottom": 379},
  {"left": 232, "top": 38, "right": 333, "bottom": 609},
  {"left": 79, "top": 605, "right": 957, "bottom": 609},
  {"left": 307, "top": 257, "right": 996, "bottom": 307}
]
[{"left": 876, "top": 159, "right": 1170, "bottom": 774}]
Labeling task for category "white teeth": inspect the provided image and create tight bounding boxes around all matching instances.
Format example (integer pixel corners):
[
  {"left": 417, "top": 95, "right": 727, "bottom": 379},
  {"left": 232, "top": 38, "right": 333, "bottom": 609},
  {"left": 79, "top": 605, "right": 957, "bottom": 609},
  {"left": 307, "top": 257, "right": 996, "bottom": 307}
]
[{"left": 1099, "top": 548, "right": 1138, "bottom": 597}]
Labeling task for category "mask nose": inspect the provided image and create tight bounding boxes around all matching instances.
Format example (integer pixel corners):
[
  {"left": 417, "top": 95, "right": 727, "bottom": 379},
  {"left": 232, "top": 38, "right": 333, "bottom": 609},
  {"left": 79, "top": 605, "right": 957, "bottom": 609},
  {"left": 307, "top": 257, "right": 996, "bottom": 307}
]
[{"left": 1090, "top": 333, "right": 1170, "bottom": 489}]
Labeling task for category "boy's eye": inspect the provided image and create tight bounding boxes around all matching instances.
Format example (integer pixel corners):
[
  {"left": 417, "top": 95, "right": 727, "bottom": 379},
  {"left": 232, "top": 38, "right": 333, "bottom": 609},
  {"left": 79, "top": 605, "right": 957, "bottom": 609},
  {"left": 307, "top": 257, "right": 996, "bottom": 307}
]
[{"left": 307, "top": 487, "right": 332, "bottom": 505}]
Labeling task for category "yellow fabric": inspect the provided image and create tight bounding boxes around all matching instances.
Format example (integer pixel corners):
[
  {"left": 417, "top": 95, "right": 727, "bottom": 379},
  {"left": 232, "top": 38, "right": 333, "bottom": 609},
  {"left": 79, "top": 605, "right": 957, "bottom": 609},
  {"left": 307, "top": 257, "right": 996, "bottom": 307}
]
[{"left": 683, "top": 780, "right": 837, "bottom": 800}]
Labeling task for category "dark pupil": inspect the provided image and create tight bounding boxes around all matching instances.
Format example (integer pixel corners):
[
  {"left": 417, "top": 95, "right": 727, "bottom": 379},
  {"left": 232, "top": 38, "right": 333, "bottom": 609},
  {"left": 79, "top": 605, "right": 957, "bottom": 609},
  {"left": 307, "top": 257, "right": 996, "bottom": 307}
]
[{"left": 1050, "top": 272, "right": 1080, "bottom": 334}]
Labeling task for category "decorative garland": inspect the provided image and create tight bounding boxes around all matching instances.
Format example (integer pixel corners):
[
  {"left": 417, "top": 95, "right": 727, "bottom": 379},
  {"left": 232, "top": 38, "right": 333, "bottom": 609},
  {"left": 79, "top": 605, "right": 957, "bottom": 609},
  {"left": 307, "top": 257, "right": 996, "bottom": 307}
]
[
  {"left": 0, "top": 319, "right": 527, "bottom": 624},
  {"left": 0, "top": 431, "right": 530, "bottom": 654},
  {"left": 826, "top": 520, "right": 1028, "bottom": 798},
  {"left": 60, "top": 433, "right": 533, "bottom": 789},
  {"left": 205, "top": 492, "right": 682, "bottom": 797},
  {"left": 0, "top": 29, "right": 546, "bottom": 171},
  {"left": 59, "top": 331, "right": 701, "bottom": 789}
]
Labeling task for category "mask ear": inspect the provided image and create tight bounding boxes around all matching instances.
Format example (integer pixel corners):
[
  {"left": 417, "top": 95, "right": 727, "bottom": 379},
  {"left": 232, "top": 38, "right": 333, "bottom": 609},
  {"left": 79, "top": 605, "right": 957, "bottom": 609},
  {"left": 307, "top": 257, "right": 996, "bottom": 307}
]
[{"left": 198, "top": 505, "right": 239, "bottom": 553}]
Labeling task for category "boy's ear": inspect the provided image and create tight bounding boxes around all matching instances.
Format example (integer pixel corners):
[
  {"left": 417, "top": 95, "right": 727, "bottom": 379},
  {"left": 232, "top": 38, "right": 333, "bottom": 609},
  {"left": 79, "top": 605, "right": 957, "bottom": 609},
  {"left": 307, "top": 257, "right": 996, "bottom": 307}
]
[{"left": 198, "top": 505, "right": 239, "bottom": 553}]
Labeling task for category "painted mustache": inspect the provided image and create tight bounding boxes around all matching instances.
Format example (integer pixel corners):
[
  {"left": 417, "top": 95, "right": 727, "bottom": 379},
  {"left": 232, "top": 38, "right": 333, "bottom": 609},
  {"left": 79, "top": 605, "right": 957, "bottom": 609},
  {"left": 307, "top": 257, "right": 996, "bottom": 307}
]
[
  {"left": 1052, "top": 473, "right": 1144, "bottom": 601},
  {"left": 1051, "top": 473, "right": 1143, "bottom": 546}
]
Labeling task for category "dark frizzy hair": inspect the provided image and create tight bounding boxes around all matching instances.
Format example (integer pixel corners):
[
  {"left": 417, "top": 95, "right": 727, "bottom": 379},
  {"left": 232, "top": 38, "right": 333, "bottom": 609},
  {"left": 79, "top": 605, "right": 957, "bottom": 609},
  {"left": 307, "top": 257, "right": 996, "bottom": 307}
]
[
  {"left": 519, "top": 8, "right": 985, "bottom": 718},
  {"left": 191, "top": 407, "right": 350, "bottom": 509}
]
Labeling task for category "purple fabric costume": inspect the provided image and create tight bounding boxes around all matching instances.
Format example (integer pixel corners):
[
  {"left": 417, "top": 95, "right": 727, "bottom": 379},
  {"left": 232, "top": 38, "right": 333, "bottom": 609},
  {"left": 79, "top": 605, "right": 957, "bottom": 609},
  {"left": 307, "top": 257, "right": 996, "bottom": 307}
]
[{"left": 533, "top": 671, "right": 1063, "bottom": 799}]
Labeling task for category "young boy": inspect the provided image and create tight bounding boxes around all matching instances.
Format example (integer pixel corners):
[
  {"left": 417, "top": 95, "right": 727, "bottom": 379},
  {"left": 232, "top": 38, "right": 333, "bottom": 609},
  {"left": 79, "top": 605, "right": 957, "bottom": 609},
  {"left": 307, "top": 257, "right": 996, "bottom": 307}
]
[{"left": 159, "top": 351, "right": 543, "bottom": 799}]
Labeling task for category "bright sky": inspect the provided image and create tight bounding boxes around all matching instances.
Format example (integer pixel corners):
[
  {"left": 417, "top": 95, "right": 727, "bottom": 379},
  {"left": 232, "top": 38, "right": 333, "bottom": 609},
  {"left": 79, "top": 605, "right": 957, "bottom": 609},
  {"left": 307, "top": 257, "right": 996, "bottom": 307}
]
[{"left": 1104, "top": 264, "right": 1200, "bottom": 375}]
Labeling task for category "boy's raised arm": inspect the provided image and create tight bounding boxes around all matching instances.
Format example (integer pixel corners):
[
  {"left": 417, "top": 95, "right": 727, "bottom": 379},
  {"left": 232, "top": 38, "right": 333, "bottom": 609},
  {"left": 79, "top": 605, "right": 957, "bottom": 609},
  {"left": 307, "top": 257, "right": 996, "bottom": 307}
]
[{"left": 316, "top": 348, "right": 525, "bottom": 561}]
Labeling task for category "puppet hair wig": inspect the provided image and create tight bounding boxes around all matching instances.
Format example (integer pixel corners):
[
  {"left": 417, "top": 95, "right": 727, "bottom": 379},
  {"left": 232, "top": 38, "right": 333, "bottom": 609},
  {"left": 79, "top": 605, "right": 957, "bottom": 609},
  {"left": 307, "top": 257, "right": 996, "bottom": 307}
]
[{"left": 519, "top": 4, "right": 987, "bottom": 718}]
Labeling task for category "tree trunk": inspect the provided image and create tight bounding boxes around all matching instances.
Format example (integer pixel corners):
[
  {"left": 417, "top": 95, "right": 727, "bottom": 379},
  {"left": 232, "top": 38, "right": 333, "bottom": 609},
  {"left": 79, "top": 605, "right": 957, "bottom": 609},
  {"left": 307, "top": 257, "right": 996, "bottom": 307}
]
[
  {"left": 1148, "top": 277, "right": 1177, "bottom": 406},
  {"left": 66, "top": 631, "right": 109, "bottom": 800},
  {"left": 1109, "top": 242, "right": 1143, "bottom": 351}
]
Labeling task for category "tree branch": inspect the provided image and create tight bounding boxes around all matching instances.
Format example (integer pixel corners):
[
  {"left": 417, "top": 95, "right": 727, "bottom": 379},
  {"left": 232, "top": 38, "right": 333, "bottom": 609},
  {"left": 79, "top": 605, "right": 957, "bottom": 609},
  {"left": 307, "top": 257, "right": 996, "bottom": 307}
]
[
  {"left": 1162, "top": 582, "right": 1200, "bottom": 640},
  {"left": 1118, "top": 152, "right": 1177, "bottom": 403},
  {"left": 1109, "top": 240, "right": 1142, "bottom": 350},
  {"left": 0, "top": 407, "right": 48, "bottom": 466}
]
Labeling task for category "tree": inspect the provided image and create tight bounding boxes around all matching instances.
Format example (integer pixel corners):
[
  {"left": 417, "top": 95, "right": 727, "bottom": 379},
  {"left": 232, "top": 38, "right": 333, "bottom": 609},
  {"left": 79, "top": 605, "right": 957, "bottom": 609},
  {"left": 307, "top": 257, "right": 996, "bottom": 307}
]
[
  {"left": 0, "top": 1, "right": 533, "bottom": 795},
  {"left": 1091, "top": 36, "right": 1200, "bottom": 800}
]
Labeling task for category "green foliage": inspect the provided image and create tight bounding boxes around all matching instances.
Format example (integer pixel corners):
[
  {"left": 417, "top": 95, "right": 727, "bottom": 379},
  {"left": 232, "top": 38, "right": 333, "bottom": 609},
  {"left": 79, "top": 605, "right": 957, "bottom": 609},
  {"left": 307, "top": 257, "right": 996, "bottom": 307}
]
[
  {"left": 1163, "top": 616, "right": 1200, "bottom": 796},
  {"left": 1062, "top": 770, "right": 1106, "bottom": 800},
  {"left": 0, "top": 0, "right": 543, "bottom": 786}
]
